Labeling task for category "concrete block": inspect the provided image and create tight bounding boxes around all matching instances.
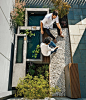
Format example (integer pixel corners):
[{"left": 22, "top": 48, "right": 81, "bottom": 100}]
[
  {"left": 73, "top": 35, "right": 81, "bottom": 44},
  {"left": 73, "top": 5, "right": 78, "bottom": 8},
  {"left": 81, "top": 18, "right": 86, "bottom": 24},
  {"left": 80, "top": 50, "right": 86, "bottom": 63},
  {"left": 69, "top": 25, "right": 80, "bottom": 35},
  {"left": 79, "top": 29, "right": 86, "bottom": 35},
  {"left": 70, "top": 35, "right": 75, "bottom": 43},
  {"left": 85, "top": 25, "right": 86, "bottom": 28},
  {"left": 82, "top": 9, "right": 86, "bottom": 15},
  {"left": 68, "top": 11, "right": 74, "bottom": 20},
  {"left": 73, "top": 53, "right": 81, "bottom": 63},
  {"left": 78, "top": 25, "right": 86, "bottom": 29},
  {"left": 68, "top": 20, "right": 72, "bottom": 25},
  {"left": 74, "top": 15, "right": 80, "bottom": 20},
  {"left": 78, "top": 63, "right": 86, "bottom": 70},
  {"left": 76, "top": 21, "right": 82, "bottom": 25},
  {"left": 73, "top": 9, "right": 82, "bottom": 16},
  {"left": 78, "top": 3, "right": 86, "bottom": 9},
  {"left": 71, "top": 43, "right": 78, "bottom": 53},
  {"left": 79, "top": 44, "right": 86, "bottom": 49},
  {"left": 71, "top": 19, "right": 80, "bottom": 25}
]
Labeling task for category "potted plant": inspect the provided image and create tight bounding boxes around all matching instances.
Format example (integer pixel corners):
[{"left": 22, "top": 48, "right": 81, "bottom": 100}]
[{"left": 50, "top": 0, "right": 71, "bottom": 28}]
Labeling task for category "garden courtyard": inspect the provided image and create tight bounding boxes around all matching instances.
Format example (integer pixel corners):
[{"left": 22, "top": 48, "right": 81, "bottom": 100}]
[{"left": 0, "top": 0, "right": 86, "bottom": 99}]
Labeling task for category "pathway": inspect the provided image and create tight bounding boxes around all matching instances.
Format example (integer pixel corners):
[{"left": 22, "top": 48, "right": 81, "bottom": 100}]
[
  {"left": 49, "top": 28, "right": 71, "bottom": 96},
  {"left": 67, "top": 1, "right": 86, "bottom": 98}
]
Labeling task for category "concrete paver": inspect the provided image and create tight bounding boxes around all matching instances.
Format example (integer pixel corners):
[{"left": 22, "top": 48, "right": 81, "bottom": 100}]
[
  {"left": 78, "top": 25, "right": 86, "bottom": 29},
  {"left": 73, "top": 35, "right": 81, "bottom": 43},
  {"left": 69, "top": 25, "right": 80, "bottom": 35},
  {"left": 79, "top": 30, "right": 85, "bottom": 35}
]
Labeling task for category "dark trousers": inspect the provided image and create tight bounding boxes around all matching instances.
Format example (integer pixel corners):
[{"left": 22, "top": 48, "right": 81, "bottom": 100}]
[{"left": 43, "top": 24, "right": 60, "bottom": 40}]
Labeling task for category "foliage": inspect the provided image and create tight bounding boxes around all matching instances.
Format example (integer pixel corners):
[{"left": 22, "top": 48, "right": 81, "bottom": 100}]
[
  {"left": 42, "top": 4, "right": 49, "bottom": 8},
  {"left": 51, "top": 0, "right": 71, "bottom": 18},
  {"left": 37, "top": 64, "right": 49, "bottom": 79},
  {"left": 11, "top": 0, "right": 26, "bottom": 27},
  {"left": 27, "top": 62, "right": 36, "bottom": 76},
  {"left": 15, "top": 74, "right": 61, "bottom": 99},
  {"left": 32, "top": 45, "right": 40, "bottom": 58},
  {"left": 20, "top": 29, "right": 35, "bottom": 37},
  {"left": 27, "top": 63, "right": 49, "bottom": 79}
]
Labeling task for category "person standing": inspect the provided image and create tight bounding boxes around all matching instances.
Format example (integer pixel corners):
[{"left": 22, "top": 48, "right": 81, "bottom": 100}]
[{"left": 41, "top": 10, "right": 64, "bottom": 43}]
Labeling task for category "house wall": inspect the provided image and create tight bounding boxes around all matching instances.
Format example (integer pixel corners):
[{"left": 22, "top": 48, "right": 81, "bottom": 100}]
[{"left": 0, "top": 0, "right": 15, "bottom": 93}]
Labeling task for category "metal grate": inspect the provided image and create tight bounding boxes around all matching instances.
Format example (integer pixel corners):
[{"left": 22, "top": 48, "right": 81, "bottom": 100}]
[{"left": 21, "top": 0, "right": 53, "bottom": 7}]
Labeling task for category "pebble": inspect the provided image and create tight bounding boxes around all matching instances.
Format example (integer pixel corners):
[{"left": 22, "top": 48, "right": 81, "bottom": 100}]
[{"left": 49, "top": 28, "right": 71, "bottom": 96}]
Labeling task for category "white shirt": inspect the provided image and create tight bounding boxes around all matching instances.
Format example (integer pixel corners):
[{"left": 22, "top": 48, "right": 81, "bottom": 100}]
[
  {"left": 41, "top": 13, "right": 59, "bottom": 29},
  {"left": 40, "top": 43, "right": 55, "bottom": 56}
]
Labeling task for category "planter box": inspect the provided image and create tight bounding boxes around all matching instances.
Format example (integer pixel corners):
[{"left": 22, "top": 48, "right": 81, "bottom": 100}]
[
  {"left": 17, "top": 26, "right": 42, "bottom": 62},
  {"left": 25, "top": 8, "right": 49, "bottom": 26},
  {"left": 12, "top": 34, "right": 27, "bottom": 87}
]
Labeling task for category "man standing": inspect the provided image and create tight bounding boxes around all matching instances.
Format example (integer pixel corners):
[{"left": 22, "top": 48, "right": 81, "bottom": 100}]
[{"left": 41, "top": 10, "right": 64, "bottom": 43}]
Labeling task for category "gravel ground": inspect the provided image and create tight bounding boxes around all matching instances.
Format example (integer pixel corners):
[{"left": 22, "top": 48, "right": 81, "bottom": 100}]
[{"left": 49, "top": 28, "right": 71, "bottom": 96}]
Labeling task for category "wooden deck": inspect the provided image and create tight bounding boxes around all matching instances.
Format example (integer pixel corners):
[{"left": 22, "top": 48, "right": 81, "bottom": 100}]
[
  {"left": 42, "top": 32, "right": 50, "bottom": 64},
  {"left": 65, "top": 63, "right": 81, "bottom": 98}
]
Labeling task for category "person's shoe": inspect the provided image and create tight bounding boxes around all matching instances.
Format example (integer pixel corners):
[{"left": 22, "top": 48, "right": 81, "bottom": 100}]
[
  {"left": 54, "top": 39, "right": 57, "bottom": 43},
  {"left": 58, "top": 48, "right": 62, "bottom": 50},
  {"left": 60, "top": 34, "right": 64, "bottom": 38}
]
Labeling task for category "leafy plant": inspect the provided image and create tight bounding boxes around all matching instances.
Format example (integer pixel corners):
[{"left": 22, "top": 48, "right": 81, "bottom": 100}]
[
  {"left": 15, "top": 74, "right": 61, "bottom": 99},
  {"left": 37, "top": 67, "right": 44, "bottom": 77},
  {"left": 36, "top": 65, "right": 49, "bottom": 79},
  {"left": 51, "top": 0, "right": 71, "bottom": 18},
  {"left": 27, "top": 63, "right": 49, "bottom": 80},
  {"left": 32, "top": 45, "right": 40, "bottom": 58},
  {"left": 27, "top": 62, "right": 36, "bottom": 76},
  {"left": 20, "top": 29, "right": 35, "bottom": 37},
  {"left": 11, "top": 0, "right": 26, "bottom": 27}
]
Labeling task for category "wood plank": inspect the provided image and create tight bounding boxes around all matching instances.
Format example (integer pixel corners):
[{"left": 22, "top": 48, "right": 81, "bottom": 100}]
[{"left": 69, "top": 63, "right": 81, "bottom": 98}]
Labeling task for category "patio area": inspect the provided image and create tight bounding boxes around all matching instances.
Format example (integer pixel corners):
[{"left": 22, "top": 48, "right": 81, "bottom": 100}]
[{"left": 0, "top": 0, "right": 86, "bottom": 99}]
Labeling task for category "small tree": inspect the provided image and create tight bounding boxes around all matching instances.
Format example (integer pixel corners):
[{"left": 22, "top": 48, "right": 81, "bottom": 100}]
[
  {"left": 51, "top": 0, "right": 71, "bottom": 18},
  {"left": 15, "top": 74, "right": 61, "bottom": 99},
  {"left": 11, "top": 0, "right": 26, "bottom": 27}
]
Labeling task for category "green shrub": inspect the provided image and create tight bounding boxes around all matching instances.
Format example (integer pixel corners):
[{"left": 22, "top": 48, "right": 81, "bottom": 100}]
[
  {"left": 51, "top": 0, "right": 71, "bottom": 18},
  {"left": 27, "top": 63, "right": 49, "bottom": 80},
  {"left": 15, "top": 74, "right": 61, "bottom": 99},
  {"left": 11, "top": 0, "right": 26, "bottom": 27},
  {"left": 27, "top": 62, "right": 36, "bottom": 76},
  {"left": 37, "top": 64, "right": 49, "bottom": 79}
]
